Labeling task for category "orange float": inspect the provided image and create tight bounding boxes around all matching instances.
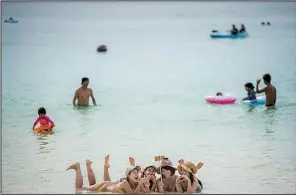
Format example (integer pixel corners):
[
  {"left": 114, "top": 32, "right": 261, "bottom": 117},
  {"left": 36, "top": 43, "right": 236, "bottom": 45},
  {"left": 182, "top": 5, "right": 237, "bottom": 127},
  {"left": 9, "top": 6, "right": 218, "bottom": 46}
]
[{"left": 33, "top": 124, "right": 54, "bottom": 132}]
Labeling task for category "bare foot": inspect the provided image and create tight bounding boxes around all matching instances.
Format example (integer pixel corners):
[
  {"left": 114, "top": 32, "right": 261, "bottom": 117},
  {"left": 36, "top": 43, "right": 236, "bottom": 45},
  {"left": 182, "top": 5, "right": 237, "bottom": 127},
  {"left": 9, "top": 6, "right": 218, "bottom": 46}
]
[
  {"left": 86, "top": 159, "right": 93, "bottom": 167},
  {"left": 129, "top": 157, "right": 135, "bottom": 166},
  {"left": 196, "top": 162, "right": 203, "bottom": 170},
  {"left": 66, "top": 162, "right": 80, "bottom": 171},
  {"left": 104, "top": 154, "right": 110, "bottom": 169}
]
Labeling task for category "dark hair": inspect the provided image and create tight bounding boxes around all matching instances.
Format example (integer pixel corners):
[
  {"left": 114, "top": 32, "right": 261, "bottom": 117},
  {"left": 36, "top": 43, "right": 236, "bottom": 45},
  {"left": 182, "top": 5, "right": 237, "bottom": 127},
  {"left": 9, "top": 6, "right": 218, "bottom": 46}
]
[
  {"left": 81, "top": 77, "right": 89, "bottom": 84},
  {"left": 244, "top": 82, "right": 254, "bottom": 89},
  {"left": 189, "top": 172, "right": 194, "bottom": 184},
  {"left": 38, "top": 107, "right": 46, "bottom": 115},
  {"left": 216, "top": 92, "right": 222, "bottom": 96},
  {"left": 263, "top": 74, "right": 271, "bottom": 83},
  {"left": 149, "top": 180, "right": 154, "bottom": 190}
]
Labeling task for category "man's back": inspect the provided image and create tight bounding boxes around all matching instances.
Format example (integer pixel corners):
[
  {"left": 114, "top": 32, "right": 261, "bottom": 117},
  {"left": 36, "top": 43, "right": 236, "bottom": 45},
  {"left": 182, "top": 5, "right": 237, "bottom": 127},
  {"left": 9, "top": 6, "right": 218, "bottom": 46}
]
[{"left": 265, "top": 84, "right": 276, "bottom": 106}]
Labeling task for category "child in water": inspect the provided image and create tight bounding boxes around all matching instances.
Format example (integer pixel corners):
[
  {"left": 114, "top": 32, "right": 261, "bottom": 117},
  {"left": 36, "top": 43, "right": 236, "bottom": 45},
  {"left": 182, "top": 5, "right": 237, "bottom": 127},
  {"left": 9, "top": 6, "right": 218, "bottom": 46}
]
[
  {"left": 242, "top": 82, "right": 256, "bottom": 101},
  {"left": 32, "top": 107, "right": 55, "bottom": 131},
  {"left": 216, "top": 92, "right": 223, "bottom": 96}
]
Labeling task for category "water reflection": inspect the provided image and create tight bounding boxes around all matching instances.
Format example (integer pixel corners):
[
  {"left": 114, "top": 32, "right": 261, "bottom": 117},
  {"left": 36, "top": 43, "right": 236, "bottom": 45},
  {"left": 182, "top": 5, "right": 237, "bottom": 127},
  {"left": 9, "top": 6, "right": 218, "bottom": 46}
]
[
  {"left": 263, "top": 108, "right": 277, "bottom": 135},
  {"left": 35, "top": 132, "right": 53, "bottom": 154},
  {"left": 73, "top": 105, "right": 102, "bottom": 114}
]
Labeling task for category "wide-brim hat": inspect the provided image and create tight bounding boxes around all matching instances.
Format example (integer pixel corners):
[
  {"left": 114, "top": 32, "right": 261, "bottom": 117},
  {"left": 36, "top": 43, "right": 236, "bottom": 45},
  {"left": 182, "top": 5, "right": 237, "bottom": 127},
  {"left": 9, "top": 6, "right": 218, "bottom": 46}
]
[
  {"left": 156, "top": 159, "right": 177, "bottom": 174},
  {"left": 125, "top": 165, "right": 141, "bottom": 177},
  {"left": 177, "top": 161, "right": 197, "bottom": 174}
]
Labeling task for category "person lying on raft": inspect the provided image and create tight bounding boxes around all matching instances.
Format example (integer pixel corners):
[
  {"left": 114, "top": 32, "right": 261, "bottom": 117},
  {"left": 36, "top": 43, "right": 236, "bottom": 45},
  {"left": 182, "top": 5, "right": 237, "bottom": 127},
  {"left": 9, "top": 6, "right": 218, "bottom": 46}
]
[
  {"left": 216, "top": 92, "right": 223, "bottom": 96},
  {"left": 32, "top": 107, "right": 55, "bottom": 131},
  {"left": 242, "top": 82, "right": 256, "bottom": 101},
  {"left": 66, "top": 155, "right": 151, "bottom": 194},
  {"left": 176, "top": 160, "right": 203, "bottom": 194}
]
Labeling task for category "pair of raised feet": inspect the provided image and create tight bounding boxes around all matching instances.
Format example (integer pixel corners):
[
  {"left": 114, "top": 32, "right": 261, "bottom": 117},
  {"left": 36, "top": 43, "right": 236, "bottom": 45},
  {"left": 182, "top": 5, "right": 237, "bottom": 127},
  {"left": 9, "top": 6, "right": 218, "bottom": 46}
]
[{"left": 66, "top": 155, "right": 110, "bottom": 171}]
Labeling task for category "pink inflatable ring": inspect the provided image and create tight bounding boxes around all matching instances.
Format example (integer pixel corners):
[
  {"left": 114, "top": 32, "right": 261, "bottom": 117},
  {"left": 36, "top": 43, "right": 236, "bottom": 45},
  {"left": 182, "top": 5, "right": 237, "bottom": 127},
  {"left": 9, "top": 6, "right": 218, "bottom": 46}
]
[{"left": 205, "top": 96, "right": 236, "bottom": 104}]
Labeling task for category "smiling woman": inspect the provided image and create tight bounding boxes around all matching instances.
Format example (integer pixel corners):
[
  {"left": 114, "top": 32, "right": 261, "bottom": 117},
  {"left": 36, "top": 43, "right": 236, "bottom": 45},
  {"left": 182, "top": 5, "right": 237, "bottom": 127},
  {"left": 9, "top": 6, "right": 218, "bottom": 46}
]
[{"left": 66, "top": 155, "right": 150, "bottom": 194}]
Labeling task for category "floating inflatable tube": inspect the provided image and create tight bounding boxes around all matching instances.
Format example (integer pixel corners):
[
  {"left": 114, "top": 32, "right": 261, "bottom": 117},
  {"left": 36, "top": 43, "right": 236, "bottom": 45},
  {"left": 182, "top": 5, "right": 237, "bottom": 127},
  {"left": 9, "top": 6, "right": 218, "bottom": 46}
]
[
  {"left": 33, "top": 124, "right": 54, "bottom": 132},
  {"left": 4, "top": 20, "right": 19, "bottom": 24},
  {"left": 242, "top": 96, "right": 266, "bottom": 105},
  {"left": 210, "top": 33, "right": 248, "bottom": 39},
  {"left": 206, "top": 96, "right": 236, "bottom": 104}
]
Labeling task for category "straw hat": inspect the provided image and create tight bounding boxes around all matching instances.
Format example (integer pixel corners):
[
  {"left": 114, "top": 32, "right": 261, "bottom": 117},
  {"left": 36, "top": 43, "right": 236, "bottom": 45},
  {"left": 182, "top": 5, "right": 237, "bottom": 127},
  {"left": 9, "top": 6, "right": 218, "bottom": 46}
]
[
  {"left": 125, "top": 165, "right": 141, "bottom": 177},
  {"left": 156, "top": 158, "right": 177, "bottom": 174},
  {"left": 177, "top": 161, "right": 198, "bottom": 174}
]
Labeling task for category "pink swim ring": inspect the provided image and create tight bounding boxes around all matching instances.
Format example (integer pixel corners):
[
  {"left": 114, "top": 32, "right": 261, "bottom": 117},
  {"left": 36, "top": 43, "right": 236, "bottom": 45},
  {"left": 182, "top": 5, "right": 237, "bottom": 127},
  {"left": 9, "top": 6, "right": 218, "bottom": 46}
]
[{"left": 205, "top": 96, "right": 236, "bottom": 104}]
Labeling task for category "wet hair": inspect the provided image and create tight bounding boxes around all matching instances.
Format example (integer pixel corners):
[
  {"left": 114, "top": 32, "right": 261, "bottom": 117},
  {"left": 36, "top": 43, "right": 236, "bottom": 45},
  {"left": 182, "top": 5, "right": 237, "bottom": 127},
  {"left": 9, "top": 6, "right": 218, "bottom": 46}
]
[
  {"left": 244, "top": 82, "right": 254, "bottom": 89},
  {"left": 263, "top": 74, "right": 271, "bottom": 83},
  {"left": 216, "top": 92, "right": 223, "bottom": 96},
  {"left": 81, "top": 77, "right": 89, "bottom": 84},
  {"left": 38, "top": 107, "right": 46, "bottom": 115}
]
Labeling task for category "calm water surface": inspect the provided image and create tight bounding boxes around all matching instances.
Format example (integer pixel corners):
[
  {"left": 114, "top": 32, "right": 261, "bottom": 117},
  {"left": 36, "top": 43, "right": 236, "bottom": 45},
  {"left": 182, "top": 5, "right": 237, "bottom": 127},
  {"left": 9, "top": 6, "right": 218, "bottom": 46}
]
[{"left": 2, "top": 2, "right": 296, "bottom": 194}]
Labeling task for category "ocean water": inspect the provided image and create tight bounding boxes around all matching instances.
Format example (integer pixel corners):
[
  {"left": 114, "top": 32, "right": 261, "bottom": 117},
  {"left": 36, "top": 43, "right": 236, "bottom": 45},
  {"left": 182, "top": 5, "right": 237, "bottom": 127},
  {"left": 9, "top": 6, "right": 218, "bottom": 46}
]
[{"left": 2, "top": 1, "right": 296, "bottom": 194}]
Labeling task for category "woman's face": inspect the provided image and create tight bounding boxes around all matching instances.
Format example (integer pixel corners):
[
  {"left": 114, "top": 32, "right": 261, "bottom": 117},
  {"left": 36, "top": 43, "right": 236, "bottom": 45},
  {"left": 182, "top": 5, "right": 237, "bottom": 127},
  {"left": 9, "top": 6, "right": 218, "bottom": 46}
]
[
  {"left": 128, "top": 169, "right": 139, "bottom": 183},
  {"left": 161, "top": 167, "right": 172, "bottom": 178},
  {"left": 180, "top": 168, "right": 190, "bottom": 177},
  {"left": 145, "top": 167, "right": 156, "bottom": 177}
]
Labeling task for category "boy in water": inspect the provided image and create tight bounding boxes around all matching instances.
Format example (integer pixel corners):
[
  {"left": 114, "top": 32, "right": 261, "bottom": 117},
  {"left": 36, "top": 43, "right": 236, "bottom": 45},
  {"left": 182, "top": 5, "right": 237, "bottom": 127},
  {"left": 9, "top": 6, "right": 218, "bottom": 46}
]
[
  {"left": 242, "top": 82, "right": 256, "bottom": 101},
  {"left": 256, "top": 73, "right": 277, "bottom": 107}
]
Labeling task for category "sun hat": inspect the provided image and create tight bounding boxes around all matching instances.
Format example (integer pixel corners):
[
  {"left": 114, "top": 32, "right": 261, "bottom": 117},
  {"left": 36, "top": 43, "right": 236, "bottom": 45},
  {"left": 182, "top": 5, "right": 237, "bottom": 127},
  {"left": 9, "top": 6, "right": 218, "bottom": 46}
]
[
  {"left": 177, "top": 161, "right": 198, "bottom": 174},
  {"left": 156, "top": 158, "right": 177, "bottom": 174},
  {"left": 125, "top": 165, "right": 141, "bottom": 177}
]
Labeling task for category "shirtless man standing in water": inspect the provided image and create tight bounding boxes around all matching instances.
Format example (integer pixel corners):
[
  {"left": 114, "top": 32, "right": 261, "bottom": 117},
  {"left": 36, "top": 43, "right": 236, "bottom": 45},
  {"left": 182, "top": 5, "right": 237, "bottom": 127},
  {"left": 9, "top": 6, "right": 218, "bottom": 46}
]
[
  {"left": 72, "top": 77, "right": 97, "bottom": 106},
  {"left": 256, "top": 73, "right": 277, "bottom": 107}
]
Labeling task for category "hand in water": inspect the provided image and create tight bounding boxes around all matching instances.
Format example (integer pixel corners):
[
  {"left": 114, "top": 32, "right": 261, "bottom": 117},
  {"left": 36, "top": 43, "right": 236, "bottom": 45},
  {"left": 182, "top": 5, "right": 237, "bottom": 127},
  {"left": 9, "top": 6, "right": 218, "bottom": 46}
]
[{"left": 104, "top": 154, "right": 110, "bottom": 169}]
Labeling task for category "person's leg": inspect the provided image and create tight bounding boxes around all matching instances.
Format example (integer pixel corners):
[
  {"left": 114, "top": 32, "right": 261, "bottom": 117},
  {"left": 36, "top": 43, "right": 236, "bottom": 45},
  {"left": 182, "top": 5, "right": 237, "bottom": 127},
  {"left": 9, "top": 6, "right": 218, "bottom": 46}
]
[
  {"left": 66, "top": 162, "right": 84, "bottom": 190},
  {"left": 84, "top": 181, "right": 110, "bottom": 192},
  {"left": 86, "top": 159, "right": 96, "bottom": 185},
  {"left": 103, "top": 154, "right": 111, "bottom": 181}
]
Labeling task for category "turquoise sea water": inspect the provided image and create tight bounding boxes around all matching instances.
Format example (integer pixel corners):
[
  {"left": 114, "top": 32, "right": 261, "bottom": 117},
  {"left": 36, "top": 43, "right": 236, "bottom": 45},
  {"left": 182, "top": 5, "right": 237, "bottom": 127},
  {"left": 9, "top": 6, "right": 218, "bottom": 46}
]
[{"left": 2, "top": 2, "right": 296, "bottom": 193}]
